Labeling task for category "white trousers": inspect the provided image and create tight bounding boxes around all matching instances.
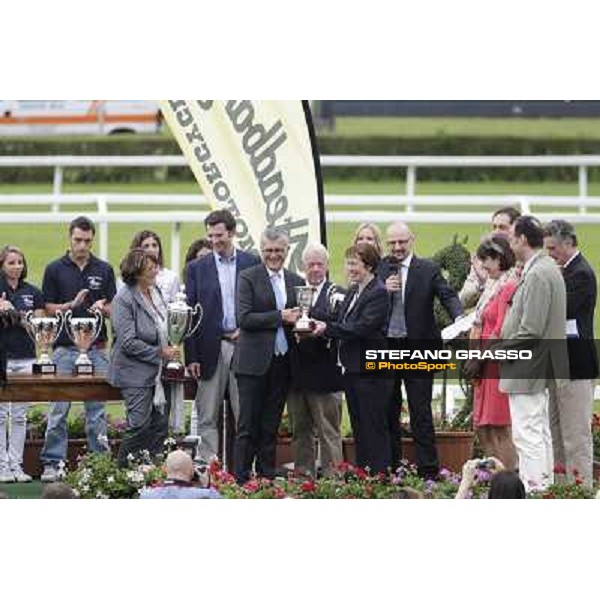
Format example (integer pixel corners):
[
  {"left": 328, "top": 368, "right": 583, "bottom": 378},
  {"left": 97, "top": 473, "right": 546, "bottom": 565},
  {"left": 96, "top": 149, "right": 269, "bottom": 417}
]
[
  {"left": 508, "top": 390, "right": 554, "bottom": 492},
  {"left": 0, "top": 358, "right": 34, "bottom": 470}
]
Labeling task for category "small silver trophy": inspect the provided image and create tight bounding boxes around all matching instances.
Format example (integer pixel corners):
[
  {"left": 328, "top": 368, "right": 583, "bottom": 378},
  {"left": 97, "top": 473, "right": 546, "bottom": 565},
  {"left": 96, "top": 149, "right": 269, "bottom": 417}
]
[
  {"left": 65, "top": 309, "right": 103, "bottom": 375},
  {"left": 326, "top": 284, "right": 346, "bottom": 318},
  {"left": 165, "top": 285, "right": 203, "bottom": 380},
  {"left": 24, "top": 311, "right": 64, "bottom": 375},
  {"left": 293, "top": 286, "right": 317, "bottom": 333}
]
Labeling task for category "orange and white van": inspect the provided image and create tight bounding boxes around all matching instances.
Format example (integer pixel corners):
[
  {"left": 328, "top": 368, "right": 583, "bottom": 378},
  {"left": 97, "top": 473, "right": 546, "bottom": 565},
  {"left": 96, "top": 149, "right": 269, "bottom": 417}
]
[{"left": 0, "top": 100, "right": 162, "bottom": 136}]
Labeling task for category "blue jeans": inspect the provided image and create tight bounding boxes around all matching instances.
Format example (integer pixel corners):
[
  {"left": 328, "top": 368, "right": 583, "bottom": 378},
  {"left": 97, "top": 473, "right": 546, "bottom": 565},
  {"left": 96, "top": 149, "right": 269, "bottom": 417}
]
[{"left": 41, "top": 346, "right": 109, "bottom": 467}]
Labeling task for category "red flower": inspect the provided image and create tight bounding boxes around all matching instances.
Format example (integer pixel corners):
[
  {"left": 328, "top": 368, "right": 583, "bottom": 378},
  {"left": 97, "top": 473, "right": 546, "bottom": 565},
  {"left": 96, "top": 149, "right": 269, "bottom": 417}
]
[
  {"left": 243, "top": 480, "right": 260, "bottom": 493},
  {"left": 336, "top": 461, "right": 352, "bottom": 473},
  {"left": 300, "top": 480, "right": 317, "bottom": 493},
  {"left": 575, "top": 477, "right": 583, "bottom": 486},
  {"left": 353, "top": 467, "right": 367, "bottom": 480},
  {"left": 553, "top": 463, "right": 566, "bottom": 475}
]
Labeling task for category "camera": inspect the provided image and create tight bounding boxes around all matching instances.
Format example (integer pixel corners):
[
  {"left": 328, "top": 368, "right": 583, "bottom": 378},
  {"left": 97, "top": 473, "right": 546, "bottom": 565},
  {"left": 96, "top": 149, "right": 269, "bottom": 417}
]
[{"left": 477, "top": 458, "right": 495, "bottom": 470}]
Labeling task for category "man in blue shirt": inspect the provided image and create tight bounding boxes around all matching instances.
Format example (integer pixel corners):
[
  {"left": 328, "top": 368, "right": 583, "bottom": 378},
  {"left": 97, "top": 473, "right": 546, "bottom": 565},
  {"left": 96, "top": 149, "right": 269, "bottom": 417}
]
[
  {"left": 40, "top": 216, "right": 116, "bottom": 482},
  {"left": 139, "top": 450, "right": 222, "bottom": 499},
  {"left": 185, "top": 209, "right": 260, "bottom": 463}
]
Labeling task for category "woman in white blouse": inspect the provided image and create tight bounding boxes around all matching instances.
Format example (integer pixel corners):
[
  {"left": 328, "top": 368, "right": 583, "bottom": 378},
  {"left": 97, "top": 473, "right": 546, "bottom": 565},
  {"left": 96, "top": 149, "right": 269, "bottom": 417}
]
[{"left": 130, "top": 230, "right": 180, "bottom": 303}]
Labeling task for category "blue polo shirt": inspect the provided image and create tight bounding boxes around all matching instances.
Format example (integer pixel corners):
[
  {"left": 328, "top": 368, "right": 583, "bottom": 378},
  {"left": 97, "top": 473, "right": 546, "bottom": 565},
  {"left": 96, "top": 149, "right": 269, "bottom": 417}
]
[
  {"left": 42, "top": 252, "right": 116, "bottom": 348},
  {"left": 0, "top": 275, "right": 45, "bottom": 359}
]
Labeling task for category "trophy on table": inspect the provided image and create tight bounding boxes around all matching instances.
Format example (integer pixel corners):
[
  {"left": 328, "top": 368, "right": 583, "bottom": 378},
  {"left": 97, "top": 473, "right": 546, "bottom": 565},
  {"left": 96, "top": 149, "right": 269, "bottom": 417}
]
[
  {"left": 24, "top": 311, "right": 64, "bottom": 375},
  {"left": 165, "top": 285, "right": 203, "bottom": 380},
  {"left": 293, "top": 286, "right": 317, "bottom": 333},
  {"left": 64, "top": 309, "right": 103, "bottom": 375}
]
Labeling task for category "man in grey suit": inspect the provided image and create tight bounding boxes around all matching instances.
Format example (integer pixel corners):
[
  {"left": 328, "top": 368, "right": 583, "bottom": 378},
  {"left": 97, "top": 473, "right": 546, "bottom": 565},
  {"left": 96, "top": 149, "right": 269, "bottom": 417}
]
[{"left": 499, "top": 216, "right": 568, "bottom": 491}]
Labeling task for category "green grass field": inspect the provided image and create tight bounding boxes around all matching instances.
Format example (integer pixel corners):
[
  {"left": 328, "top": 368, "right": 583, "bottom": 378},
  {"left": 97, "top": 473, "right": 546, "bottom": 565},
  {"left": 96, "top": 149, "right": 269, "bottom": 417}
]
[{"left": 319, "top": 117, "right": 600, "bottom": 139}]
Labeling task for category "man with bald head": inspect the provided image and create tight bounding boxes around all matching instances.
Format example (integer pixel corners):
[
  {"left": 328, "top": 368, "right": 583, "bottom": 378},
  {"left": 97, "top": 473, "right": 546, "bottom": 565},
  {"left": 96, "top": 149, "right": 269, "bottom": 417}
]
[
  {"left": 139, "top": 450, "right": 222, "bottom": 499},
  {"left": 379, "top": 221, "right": 464, "bottom": 478}
]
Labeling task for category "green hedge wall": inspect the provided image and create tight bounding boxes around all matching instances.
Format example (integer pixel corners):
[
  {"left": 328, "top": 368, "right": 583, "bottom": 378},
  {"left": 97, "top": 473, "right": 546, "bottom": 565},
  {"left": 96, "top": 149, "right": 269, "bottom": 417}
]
[{"left": 2, "top": 134, "right": 600, "bottom": 183}]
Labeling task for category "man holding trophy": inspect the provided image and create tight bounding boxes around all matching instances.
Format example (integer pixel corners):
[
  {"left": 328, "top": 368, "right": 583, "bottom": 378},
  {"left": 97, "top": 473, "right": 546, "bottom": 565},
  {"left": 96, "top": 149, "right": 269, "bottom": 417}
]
[
  {"left": 233, "top": 228, "right": 304, "bottom": 483},
  {"left": 39, "top": 216, "right": 116, "bottom": 483},
  {"left": 287, "top": 243, "right": 344, "bottom": 477}
]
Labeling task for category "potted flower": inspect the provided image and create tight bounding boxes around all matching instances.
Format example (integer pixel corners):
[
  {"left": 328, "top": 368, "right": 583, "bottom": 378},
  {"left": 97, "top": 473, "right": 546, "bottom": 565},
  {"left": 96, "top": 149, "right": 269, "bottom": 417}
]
[{"left": 23, "top": 407, "right": 125, "bottom": 477}]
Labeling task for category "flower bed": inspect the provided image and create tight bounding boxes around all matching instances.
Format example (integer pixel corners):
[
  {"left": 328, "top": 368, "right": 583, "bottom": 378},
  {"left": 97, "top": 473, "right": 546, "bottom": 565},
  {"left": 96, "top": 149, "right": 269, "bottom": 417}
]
[{"left": 63, "top": 452, "right": 598, "bottom": 500}]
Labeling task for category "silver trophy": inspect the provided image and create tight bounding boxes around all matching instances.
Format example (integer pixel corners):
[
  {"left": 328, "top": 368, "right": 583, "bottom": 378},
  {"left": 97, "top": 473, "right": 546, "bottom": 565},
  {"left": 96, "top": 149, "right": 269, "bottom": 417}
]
[
  {"left": 24, "top": 311, "right": 64, "bottom": 375},
  {"left": 326, "top": 284, "right": 346, "bottom": 318},
  {"left": 165, "top": 285, "right": 203, "bottom": 379},
  {"left": 293, "top": 286, "right": 317, "bottom": 333},
  {"left": 65, "top": 309, "right": 103, "bottom": 375}
]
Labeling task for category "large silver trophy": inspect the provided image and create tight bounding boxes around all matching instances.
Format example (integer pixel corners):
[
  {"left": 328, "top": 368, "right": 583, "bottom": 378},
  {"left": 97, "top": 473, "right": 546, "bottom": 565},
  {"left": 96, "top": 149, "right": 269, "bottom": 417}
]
[
  {"left": 24, "top": 311, "right": 64, "bottom": 375},
  {"left": 65, "top": 309, "right": 103, "bottom": 375},
  {"left": 293, "top": 286, "right": 317, "bottom": 333},
  {"left": 165, "top": 285, "right": 203, "bottom": 380}
]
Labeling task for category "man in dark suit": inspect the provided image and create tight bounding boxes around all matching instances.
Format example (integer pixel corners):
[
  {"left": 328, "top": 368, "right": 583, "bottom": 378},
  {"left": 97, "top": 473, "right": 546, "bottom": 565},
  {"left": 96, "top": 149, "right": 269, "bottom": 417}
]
[
  {"left": 544, "top": 219, "right": 598, "bottom": 487},
  {"left": 288, "top": 243, "right": 344, "bottom": 477},
  {"left": 379, "top": 221, "right": 464, "bottom": 478},
  {"left": 185, "top": 209, "right": 260, "bottom": 463},
  {"left": 233, "top": 228, "right": 304, "bottom": 483}
]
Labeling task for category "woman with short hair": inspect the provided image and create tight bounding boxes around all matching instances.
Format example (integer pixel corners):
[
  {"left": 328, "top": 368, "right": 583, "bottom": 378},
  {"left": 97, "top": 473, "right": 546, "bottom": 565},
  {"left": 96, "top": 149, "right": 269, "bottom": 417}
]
[
  {"left": 313, "top": 243, "right": 393, "bottom": 474},
  {"left": 108, "top": 249, "right": 180, "bottom": 466}
]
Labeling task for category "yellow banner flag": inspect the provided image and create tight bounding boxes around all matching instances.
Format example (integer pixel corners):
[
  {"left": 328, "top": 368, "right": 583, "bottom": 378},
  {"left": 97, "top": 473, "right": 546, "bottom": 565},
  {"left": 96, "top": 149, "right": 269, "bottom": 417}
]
[{"left": 159, "top": 100, "right": 325, "bottom": 273}]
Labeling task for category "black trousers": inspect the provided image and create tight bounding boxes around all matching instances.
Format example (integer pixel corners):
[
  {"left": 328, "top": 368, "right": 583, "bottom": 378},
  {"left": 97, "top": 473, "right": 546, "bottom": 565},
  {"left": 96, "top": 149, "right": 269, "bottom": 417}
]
[
  {"left": 344, "top": 374, "right": 393, "bottom": 474},
  {"left": 234, "top": 355, "right": 290, "bottom": 483},
  {"left": 387, "top": 340, "right": 439, "bottom": 478},
  {"left": 388, "top": 374, "right": 439, "bottom": 477},
  {"left": 117, "top": 385, "right": 171, "bottom": 468}
]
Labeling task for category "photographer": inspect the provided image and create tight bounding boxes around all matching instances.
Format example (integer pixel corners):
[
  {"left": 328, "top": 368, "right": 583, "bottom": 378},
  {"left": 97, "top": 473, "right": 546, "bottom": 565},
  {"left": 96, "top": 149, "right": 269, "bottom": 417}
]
[
  {"left": 139, "top": 450, "right": 222, "bottom": 499},
  {"left": 455, "top": 457, "right": 526, "bottom": 499}
]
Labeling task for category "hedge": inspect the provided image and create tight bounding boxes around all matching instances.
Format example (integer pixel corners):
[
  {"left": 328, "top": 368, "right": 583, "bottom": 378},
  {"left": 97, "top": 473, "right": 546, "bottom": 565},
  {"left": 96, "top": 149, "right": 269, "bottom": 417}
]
[{"left": 2, "top": 134, "right": 600, "bottom": 183}]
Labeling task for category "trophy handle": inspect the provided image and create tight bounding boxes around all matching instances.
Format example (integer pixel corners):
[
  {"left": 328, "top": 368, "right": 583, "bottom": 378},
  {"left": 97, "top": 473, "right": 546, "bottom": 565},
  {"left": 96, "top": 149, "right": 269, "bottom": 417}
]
[
  {"left": 187, "top": 303, "right": 203, "bottom": 338},
  {"left": 63, "top": 309, "right": 76, "bottom": 345},
  {"left": 91, "top": 308, "right": 103, "bottom": 343},
  {"left": 53, "top": 310, "right": 64, "bottom": 342}
]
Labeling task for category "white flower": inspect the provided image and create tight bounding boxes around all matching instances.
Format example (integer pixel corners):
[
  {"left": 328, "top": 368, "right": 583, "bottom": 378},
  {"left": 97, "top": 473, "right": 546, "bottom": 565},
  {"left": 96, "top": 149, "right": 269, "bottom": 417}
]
[
  {"left": 107, "top": 476, "right": 115, "bottom": 484},
  {"left": 97, "top": 434, "right": 109, "bottom": 448}
]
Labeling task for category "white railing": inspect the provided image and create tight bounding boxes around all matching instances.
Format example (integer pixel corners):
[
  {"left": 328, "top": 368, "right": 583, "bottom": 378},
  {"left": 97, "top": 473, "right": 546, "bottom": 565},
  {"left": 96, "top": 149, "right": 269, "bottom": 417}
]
[
  {"left": 2, "top": 154, "right": 600, "bottom": 273},
  {"left": 0, "top": 153, "right": 598, "bottom": 211}
]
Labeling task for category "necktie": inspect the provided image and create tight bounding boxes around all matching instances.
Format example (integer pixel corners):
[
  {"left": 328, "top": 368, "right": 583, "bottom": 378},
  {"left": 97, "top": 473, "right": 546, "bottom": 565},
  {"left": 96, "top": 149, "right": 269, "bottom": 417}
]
[
  {"left": 387, "top": 266, "right": 407, "bottom": 338},
  {"left": 271, "top": 272, "right": 288, "bottom": 356}
]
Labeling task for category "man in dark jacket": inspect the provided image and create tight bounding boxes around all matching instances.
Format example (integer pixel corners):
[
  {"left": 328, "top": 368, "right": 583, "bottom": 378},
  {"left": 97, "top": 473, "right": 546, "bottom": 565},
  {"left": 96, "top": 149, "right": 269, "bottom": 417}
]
[
  {"left": 185, "top": 209, "right": 260, "bottom": 462},
  {"left": 544, "top": 220, "right": 598, "bottom": 487},
  {"left": 233, "top": 228, "right": 303, "bottom": 483},
  {"left": 288, "top": 243, "right": 344, "bottom": 477},
  {"left": 379, "top": 221, "right": 464, "bottom": 478}
]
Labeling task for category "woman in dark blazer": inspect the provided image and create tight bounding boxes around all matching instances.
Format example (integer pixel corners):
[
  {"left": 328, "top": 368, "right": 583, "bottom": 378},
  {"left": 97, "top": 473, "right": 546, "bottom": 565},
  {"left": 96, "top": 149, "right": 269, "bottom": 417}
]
[
  {"left": 313, "top": 243, "right": 393, "bottom": 474},
  {"left": 108, "top": 249, "right": 179, "bottom": 466}
]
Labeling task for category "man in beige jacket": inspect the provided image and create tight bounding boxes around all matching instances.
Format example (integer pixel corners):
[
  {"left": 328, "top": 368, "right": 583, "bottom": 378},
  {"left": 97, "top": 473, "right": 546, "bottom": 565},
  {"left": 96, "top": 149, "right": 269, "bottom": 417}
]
[{"left": 499, "top": 216, "right": 568, "bottom": 492}]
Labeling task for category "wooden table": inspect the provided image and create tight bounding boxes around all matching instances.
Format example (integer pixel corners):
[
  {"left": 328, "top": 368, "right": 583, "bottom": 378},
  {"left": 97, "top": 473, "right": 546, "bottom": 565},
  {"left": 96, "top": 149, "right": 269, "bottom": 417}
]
[
  {"left": 0, "top": 374, "right": 198, "bottom": 403},
  {"left": 0, "top": 374, "right": 122, "bottom": 403}
]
